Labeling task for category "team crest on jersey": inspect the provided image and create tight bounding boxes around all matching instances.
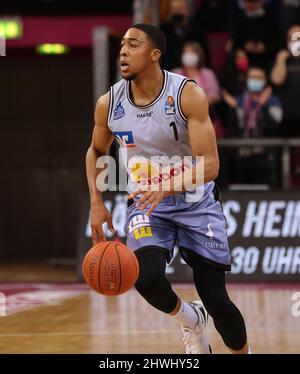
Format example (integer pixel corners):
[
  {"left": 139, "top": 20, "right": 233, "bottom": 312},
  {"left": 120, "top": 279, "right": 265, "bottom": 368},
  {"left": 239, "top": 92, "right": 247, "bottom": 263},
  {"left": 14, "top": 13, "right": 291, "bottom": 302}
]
[
  {"left": 114, "top": 131, "right": 136, "bottom": 147},
  {"left": 113, "top": 102, "right": 125, "bottom": 120},
  {"left": 165, "top": 95, "right": 176, "bottom": 115}
]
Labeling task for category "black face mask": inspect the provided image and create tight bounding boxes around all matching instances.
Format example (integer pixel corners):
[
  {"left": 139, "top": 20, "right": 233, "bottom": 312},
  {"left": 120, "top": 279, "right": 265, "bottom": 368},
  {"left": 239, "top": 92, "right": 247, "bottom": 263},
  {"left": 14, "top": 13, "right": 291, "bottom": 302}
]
[{"left": 172, "top": 14, "right": 185, "bottom": 23}]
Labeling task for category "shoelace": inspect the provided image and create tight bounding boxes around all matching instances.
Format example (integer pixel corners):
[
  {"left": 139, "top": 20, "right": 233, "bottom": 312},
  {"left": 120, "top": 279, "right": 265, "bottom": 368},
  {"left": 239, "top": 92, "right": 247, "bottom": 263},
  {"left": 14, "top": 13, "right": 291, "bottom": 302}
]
[{"left": 181, "top": 327, "right": 200, "bottom": 354}]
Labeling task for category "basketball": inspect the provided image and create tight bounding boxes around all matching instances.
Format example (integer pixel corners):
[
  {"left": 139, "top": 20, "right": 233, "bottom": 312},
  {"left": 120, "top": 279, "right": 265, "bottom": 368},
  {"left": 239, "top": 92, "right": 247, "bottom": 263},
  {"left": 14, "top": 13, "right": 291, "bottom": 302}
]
[{"left": 82, "top": 241, "right": 139, "bottom": 296}]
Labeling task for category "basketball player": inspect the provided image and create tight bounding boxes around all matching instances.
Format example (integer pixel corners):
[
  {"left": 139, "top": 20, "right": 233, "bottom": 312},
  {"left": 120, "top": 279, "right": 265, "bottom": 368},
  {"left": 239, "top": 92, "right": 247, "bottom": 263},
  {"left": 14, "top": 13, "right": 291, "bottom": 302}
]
[{"left": 86, "top": 24, "right": 250, "bottom": 354}]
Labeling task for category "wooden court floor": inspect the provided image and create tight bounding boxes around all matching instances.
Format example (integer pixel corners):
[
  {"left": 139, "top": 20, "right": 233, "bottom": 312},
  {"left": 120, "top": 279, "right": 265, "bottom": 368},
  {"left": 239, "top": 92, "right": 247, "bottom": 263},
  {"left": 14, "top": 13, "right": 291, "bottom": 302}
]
[{"left": 0, "top": 283, "right": 299, "bottom": 354}]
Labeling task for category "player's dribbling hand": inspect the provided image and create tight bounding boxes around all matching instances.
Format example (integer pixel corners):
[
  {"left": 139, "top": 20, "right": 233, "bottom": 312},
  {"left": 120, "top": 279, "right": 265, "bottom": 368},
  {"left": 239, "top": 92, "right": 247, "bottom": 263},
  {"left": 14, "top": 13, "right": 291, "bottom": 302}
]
[
  {"left": 128, "top": 190, "right": 167, "bottom": 216},
  {"left": 90, "top": 201, "right": 115, "bottom": 245}
]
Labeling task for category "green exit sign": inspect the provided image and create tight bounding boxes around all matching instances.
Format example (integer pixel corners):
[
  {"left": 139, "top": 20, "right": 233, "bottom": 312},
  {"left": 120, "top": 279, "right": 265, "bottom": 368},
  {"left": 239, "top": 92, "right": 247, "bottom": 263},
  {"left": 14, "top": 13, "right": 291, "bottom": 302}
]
[
  {"left": 0, "top": 18, "right": 23, "bottom": 39},
  {"left": 36, "top": 44, "right": 70, "bottom": 55}
]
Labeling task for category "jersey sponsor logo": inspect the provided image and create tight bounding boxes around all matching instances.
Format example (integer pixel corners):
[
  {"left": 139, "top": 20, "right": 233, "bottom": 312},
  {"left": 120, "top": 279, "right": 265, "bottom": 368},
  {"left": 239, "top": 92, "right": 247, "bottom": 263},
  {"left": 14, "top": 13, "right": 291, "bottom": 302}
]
[
  {"left": 114, "top": 131, "right": 136, "bottom": 147},
  {"left": 113, "top": 102, "right": 125, "bottom": 120},
  {"left": 134, "top": 227, "right": 153, "bottom": 240},
  {"left": 201, "top": 241, "right": 227, "bottom": 250},
  {"left": 137, "top": 111, "right": 153, "bottom": 119},
  {"left": 129, "top": 214, "right": 153, "bottom": 239},
  {"left": 165, "top": 95, "right": 175, "bottom": 115},
  {"left": 128, "top": 157, "right": 191, "bottom": 186},
  {"left": 128, "top": 214, "right": 150, "bottom": 234},
  {"left": 138, "top": 163, "right": 190, "bottom": 186},
  {"left": 129, "top": 159, "right": 160, "bottom": 184}
]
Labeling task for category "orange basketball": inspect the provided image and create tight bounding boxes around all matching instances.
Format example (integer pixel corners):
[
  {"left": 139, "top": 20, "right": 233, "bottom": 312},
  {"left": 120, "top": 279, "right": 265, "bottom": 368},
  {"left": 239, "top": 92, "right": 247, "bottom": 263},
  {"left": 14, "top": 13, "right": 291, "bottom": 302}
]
[{"left": 82, "top": 241, "right": 139, "bottom": 296}]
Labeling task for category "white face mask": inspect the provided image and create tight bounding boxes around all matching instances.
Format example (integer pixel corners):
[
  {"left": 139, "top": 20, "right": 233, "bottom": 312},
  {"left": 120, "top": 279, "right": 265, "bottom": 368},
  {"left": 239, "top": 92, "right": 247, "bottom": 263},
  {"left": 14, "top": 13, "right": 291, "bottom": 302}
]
[
  {"left": 181, "top": 52, "right": 199, "bottom": 68},
  {"left": 288, "top": 41, "right": 300, "bottom": 57}
]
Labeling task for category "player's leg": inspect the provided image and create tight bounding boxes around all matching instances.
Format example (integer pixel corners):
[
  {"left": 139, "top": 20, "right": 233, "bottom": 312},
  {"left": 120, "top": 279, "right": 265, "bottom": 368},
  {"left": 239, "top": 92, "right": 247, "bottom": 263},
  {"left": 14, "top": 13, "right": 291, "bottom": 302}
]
[
  {"left": 134, "top": 245, "right": 211, "bottom": 354},
  {"left": 126, "top": 200, "right": 179, "bottom": 314},
  {"left": 134, "top": 245, "right": 203, "bottom": 327},
  {"left": 180, "top": 248, "right": 249, "bottom": 354},
  {"left": 126, "top": 200, "right": 210, "bottom": 353},
  {"left": 176, "top": 184, "right": 250, "bottom": 353},
  {"left": 134, "top": 245, "right": 177, "bottom": 313}
]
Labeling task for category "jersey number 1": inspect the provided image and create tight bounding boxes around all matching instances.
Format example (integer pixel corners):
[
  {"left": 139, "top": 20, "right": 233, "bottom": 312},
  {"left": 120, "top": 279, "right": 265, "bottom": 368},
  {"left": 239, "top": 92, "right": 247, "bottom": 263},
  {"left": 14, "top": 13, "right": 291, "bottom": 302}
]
[{"left": 170, "top": 121, "right": 178, "bottom": 141}]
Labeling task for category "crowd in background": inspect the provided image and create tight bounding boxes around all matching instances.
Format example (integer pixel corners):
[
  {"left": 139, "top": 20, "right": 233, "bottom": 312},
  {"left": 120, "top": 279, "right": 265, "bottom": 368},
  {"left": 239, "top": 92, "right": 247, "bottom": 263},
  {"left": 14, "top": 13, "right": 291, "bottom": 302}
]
[{"left": 157, "top": 0, "right": 300, "bottom": 188}]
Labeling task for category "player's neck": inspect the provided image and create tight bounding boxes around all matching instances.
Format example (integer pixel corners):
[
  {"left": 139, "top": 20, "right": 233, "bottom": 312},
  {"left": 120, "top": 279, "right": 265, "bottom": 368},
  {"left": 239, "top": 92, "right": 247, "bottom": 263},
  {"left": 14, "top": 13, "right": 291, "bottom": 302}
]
[{"left": 130, "top": 66, "right": 164, "bottom": 106}]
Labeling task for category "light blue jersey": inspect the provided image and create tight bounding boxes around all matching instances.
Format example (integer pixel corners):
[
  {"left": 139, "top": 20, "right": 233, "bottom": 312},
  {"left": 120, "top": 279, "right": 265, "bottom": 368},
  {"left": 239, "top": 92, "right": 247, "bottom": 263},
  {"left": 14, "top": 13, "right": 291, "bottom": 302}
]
[
  {"left": 107, "top": 70, "right": 230, "bottom": 269},
  {"left": 108, "top": 70, "right": 214, "bottom": 197}
]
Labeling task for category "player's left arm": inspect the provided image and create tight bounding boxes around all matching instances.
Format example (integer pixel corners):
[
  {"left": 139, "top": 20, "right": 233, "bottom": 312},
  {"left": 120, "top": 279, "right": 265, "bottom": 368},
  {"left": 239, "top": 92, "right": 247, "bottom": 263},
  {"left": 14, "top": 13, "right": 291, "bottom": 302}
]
[{"left": 182, "top": 81, "right": 220, "bottom": 184}]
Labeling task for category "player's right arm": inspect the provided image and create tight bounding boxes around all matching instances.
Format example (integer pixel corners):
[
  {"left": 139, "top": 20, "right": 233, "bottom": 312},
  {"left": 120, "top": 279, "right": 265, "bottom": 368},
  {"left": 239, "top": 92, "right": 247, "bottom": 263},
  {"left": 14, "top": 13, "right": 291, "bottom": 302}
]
[{"left": 86, "top": 92, "right": 115, "bottom": 245}]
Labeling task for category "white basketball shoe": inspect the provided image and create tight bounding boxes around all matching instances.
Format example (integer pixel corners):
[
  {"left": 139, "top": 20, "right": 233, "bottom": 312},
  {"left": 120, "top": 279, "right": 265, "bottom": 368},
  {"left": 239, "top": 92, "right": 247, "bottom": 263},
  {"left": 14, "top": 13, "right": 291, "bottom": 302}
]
[{"left": 180, "top": 301, "right": 212, "bottom": 354}]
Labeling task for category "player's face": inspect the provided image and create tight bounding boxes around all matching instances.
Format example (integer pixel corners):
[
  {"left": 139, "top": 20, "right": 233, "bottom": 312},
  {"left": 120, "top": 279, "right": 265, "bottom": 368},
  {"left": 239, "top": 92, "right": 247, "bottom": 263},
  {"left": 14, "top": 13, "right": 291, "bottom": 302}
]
[{"left": 120, "top": 28, "right": 153, "bottom": 80}]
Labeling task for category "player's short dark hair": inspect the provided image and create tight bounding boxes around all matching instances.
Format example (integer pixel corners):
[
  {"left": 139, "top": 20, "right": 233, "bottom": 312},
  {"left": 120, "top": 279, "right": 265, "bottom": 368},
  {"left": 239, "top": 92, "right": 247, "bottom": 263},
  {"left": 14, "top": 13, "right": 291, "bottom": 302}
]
[{"left": 131, "top": 23, "right": 167, "bottom": 59}]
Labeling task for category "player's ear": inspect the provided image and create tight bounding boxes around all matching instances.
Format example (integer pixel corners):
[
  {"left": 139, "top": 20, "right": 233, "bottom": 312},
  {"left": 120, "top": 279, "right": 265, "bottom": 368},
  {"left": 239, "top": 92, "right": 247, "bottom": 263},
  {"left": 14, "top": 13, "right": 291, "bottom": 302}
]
[{"left": 151, "top": 48, "right": 161, "bottom": 63}]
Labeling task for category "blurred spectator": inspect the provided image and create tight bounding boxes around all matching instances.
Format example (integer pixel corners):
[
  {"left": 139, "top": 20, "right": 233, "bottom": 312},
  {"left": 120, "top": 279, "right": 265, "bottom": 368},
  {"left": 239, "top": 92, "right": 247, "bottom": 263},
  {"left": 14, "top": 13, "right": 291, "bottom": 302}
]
[
  {"left": 219, "top": 50, "right": 250, "bottom": 187},
  {"left": 219, "top": 49, "right": 249, "bottom": 140},
  {"left": 271, "top": 24, "right": 300, "bottom": 136},
  {"left": 221, "top": 49, "right": 249, "bottom": 105},
  {"left": 193, "top": 0, "right": 229, "bottom": 32},
  {"left": 271, "top": 24, "right": 300, "bottom": 186},
  {"left": 160, "top": 0, "right": 210, "bottom": 70},
  {"left": 285, "top": 0, "right": 300, "bottom": 27},
  {"left": 173, "top": 41, "right": 223, "bottom": 136},
  {"left": 232, "top": 0, "right": 285, "bottom": 70},
  {"left": 173, "top": 41, "right": 220, "bottom": 106},
  {"left": 229, "top": 0, "right": 286, "bottom": 37},
  {"left": 227, "top": 66, "right": 282, "bottom": 185}
]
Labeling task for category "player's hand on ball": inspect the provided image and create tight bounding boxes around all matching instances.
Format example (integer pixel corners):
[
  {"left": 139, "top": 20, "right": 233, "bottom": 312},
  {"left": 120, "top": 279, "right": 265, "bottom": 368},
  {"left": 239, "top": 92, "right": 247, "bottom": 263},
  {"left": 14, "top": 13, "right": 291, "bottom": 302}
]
[
  {"left": 128, "top": 190, "right": 167, "bottom": 216},
  {"left": 90, "top": 201, "right": 115, "bottom": 245}
]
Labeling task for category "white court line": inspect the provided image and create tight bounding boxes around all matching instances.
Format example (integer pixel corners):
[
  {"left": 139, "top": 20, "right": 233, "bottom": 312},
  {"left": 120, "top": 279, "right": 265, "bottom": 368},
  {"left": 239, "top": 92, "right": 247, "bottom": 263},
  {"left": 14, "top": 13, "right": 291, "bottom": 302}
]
[
  {"left": 0, "top": 326, "right": 299, "bottom": 338},
  {"left": 3, "top": 291, "right": 88, "bottom": 316}
]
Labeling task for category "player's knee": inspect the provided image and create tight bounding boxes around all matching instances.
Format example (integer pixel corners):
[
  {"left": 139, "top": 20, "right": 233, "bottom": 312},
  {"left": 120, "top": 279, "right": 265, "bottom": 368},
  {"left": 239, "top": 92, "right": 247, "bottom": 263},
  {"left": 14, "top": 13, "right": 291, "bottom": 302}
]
[
  {"left": 201, "top": 294, "right": 232, "bottom": 319},
  {"left": 134, "top": 246, "right": 168, "bottom": 296},
  {"left": 135, "top": 268, "right": 164, "bottom": 295},
  {"left": 135, "top": 268, "right": 177, "bottom": 314}
]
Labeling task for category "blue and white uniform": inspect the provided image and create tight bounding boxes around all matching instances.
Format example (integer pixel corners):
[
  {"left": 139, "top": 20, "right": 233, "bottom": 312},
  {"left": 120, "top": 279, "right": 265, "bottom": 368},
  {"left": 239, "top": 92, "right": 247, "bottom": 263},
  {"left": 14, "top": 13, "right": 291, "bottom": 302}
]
[{"left": 108, "top": 70, "right": 230, "bottom": 270}]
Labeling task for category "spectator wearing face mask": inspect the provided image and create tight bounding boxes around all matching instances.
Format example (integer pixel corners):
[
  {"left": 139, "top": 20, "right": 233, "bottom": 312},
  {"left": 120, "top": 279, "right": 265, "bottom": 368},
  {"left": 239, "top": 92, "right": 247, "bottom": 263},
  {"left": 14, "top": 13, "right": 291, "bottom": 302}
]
[
  {"left": 221, "top": 50, "right": 249, "bottom": 108},
  {"left": 173, "top": 41, "right": 220, "bottom": 106},
  {"left": 173, "top": 41, "right": 223, "bottom": 137},
  {"left": 232, "top": 0, "right": 285, "bottom": 70},
  {"left": 271, "top": 24, "right": 300, "bottom": 137},
  {"left": 160, "top": 0, "right": 210, "bottom": 70},
  {"left": 227, "top": 66, "right": 282, "bottom": 185}
]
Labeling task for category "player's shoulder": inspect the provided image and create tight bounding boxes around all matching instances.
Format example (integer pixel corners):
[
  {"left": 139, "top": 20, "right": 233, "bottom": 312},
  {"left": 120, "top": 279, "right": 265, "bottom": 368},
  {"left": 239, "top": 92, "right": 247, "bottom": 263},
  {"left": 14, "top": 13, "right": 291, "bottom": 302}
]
[
  {"left": 180, "top": 80, "right": 208, "bottom": 118},
  {"left": 183, "top": 80, "right": 204, "bottom": 94},
  {"left": 96, "top": 91, "right": 110, "bottom": 111},
  {"left": 181, "top": 79, "right": 206, "bottom": 104}
]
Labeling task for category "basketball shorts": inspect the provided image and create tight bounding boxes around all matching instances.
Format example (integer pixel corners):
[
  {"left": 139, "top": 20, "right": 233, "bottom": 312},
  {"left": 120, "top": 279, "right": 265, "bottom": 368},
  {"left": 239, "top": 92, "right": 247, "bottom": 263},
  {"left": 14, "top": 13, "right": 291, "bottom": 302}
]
[{"left": 125, "top": 183, "right": 231, "bottom": 270}]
